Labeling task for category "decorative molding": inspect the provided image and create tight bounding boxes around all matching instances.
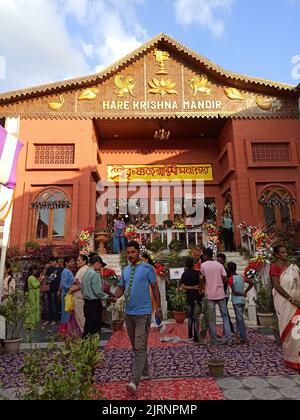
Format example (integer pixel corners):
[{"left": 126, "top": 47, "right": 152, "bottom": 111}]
[{"left": 0, "top": 33, "right": 296, "bottom": 106}]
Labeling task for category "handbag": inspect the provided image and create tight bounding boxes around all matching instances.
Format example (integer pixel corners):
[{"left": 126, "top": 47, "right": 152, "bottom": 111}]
[{"left": 65, "top": 293, "right": 74, "bottom": 312}]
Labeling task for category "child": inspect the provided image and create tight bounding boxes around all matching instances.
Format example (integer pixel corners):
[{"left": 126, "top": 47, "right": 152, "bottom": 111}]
[{"left": 227, "top": 262, "right": 253, "bottom": 345}]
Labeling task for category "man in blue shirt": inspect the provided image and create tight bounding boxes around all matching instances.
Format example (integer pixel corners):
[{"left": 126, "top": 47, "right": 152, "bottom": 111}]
[{"left": 115, "top": 241, "right": 162, "bottom": 395}]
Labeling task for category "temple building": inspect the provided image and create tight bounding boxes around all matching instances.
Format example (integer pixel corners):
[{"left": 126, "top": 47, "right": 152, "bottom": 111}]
[{"left": 0, "top": 33, "right": 300, "bottom": 251}]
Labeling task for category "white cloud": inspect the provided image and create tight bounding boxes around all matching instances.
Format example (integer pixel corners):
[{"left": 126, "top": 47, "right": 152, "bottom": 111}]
[
  {"left": 0, "top": 0, "right": 90, "bottom": 92},
  {"left": 61, "top": 0, "right": 147, "bottom": 68},
  {"left": 174, "top": 0, "right": 234, "bottom": 37},
  {"left": 0, "top": 0, "right": 147, "bottom": 93}
]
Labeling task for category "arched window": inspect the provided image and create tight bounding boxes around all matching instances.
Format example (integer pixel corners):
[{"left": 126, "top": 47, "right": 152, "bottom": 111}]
[
  {"left": 258, "top": 187, "right": 296, "bottom": 230},
  {"left": 31, "top": 190, "right": 71, "bottom": 242}
]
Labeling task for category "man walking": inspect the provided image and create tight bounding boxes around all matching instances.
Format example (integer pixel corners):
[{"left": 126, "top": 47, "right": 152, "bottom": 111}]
[
  {"left": 201, "top": 248, "right": 233, "bottom": 345},
  {"left": 115, "top": 241, "right": 162, "bottom": 395}
]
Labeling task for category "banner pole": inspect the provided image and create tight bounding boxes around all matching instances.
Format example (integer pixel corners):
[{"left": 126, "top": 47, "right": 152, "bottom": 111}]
[{"left": 0, "top": 204, "right": 13, "bottom": 300}]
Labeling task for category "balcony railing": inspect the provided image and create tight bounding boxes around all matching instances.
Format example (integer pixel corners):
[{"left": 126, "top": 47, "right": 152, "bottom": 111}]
[{"left": 135, "top": 228, "right": 207, "bottom": 250}]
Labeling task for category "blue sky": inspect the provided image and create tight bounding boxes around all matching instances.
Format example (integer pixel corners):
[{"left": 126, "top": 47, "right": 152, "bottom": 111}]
[{"left": 0, "top": 0, "right": 299, "bottom": 93}]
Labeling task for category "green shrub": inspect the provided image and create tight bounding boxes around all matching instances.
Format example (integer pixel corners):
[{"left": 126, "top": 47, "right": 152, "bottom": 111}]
[
  {"left": 167, "top": 286, "right": 187, "bottom": 311},
  {"left": 25, "top": 242, "right": 40, "bottom": 252},
  {"left": 254, "top": 281, "right": 273, "bottom": 313},
  {"left": 146, "top": 238, "right": 167, "bottom": 252},
  {"left": 21, "top": 335, "right": 102, "bottom": 400},
  {"left": 169, "top": 239, "right": 184, "bottom": 252}
]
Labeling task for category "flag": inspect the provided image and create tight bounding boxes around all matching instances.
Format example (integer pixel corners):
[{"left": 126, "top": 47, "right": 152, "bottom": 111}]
[
  {"left": 0, "top": 124, "right": 23, "bottom": 189},
  {"left": 0, "top": 125, "right": 23, "bottom": 221},
  {"left": 0, "top": 184, "right": 14, "bottom": 222}
]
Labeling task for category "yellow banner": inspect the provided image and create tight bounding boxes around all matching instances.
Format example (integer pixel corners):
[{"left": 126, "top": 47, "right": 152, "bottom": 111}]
[{"left": 108, "top": 164, "right": 213, "bottom": 182}]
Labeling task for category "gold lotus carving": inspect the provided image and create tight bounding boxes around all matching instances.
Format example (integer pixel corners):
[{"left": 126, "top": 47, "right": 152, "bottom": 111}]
[
  {"left": 224, "top": 87, "right": 244, "bottom": 100},
  {"left": 148, "top": 78, "right": 178, "bottom": 97},
  {"left": 78, "top": 87, "right": 99, "bottom": 101},
  {"left": 114, "top": 75, "right": 135, "bottom": 97},
  {"left": 256, "top": 96, "right": 282, "bottom": 111},
  {"left": 154, "top": 49, "right": 170, "bottom": 75},
  {"left": 48, "top": 94, "right": 65, "bottom": 111},
  {"left": 189, "top": 75, "right": 213, "bottom": 95}
]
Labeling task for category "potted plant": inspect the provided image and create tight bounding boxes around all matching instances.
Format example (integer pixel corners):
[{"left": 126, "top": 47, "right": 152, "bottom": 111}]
[
  {"left": 94, "top": 228, "right": 110, "bottom": 254},
  {"left": 254, "top": 280, "right": 274, "bottom": 328},
  {"left": 169, "top": 239, "right": 184, "bottom": 252},
  {"left": 110, "top": 296, "right": 125, "bottom": 331},
  {"left": 167, "top": 286, "right": 187, "bottom": 323},
  {"left": 206, "top": 347, "right": 225, "bottom": 377},
  {"left": 204, "top": 301, "right": 225, "bottom": 377},
  {"left": 0, "top": 289, "right": 28, "bottom": 353}
]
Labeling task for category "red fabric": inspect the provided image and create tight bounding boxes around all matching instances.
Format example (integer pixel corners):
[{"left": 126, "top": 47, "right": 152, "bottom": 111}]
[
  {"left": 281, "top": 308, "right": 300, "bottom": 344},
  {"left": 105, "top": 322, "right": 223, "bottom": 349},
  {"left": 96, "top": 378, "right": 225, "bottom": 400},
  {"left": 284, "top": 360, "right": 300, "bottom": 370},
  {"left": 228, "top": 276, "right": 233, "bottom": 287},
  {"left": 270, "top": 263, "right": 286, "bottom": 278}
]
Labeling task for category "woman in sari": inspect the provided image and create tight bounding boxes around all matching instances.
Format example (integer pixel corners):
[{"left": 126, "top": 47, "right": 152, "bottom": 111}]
[
  {"left": 270, "top": 245, "right": 300, "bottom": 371},
  {"left": 58, "top": 256, "right": 75, "bottom": 336},
  {"left": 113, "top": 216, "right": 127, "bottom": 254},
  {"left": 67, "top": 254, "right": 89, "bottom": 337},
  {"left": 24, "top": 265, "right": 41, "bottom": 330}
]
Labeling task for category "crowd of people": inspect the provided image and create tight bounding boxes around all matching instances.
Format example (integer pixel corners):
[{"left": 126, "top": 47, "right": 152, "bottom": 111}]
[{"left": 1, "top": 239, "right": 300, "bottom": 395}]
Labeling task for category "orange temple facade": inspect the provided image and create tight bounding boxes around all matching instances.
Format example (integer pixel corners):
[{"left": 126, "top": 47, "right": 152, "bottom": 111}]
[{"left": 1, "top": 33, "right": 300, "bottom": 251}]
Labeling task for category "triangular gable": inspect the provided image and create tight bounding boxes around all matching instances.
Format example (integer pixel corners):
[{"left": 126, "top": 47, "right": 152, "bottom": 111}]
[{"left": 0, "top": 33, "right": 298, "bottom": 119}]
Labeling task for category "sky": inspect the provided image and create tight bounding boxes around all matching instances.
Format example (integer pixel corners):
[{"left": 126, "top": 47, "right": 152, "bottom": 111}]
[{"left": 0, "top": 0, "right": 300, "bottom": 93}]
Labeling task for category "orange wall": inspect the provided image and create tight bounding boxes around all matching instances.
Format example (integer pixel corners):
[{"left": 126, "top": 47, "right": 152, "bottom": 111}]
[
  {"left": 9, "top": 117, "right": 300, "bottom": 249},
  {"left": 11, "top": 119, "right": 98, "bottom": 250},
  {"left": 231, "top": 118, "right": 300, "bottom": 226}
]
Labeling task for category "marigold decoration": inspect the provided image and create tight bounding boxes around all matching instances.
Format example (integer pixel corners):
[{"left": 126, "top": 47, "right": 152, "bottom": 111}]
[
  {"left": 76, "top": 226, "right": 94, "bottom": 255},
  {"left": 173, "top": 221, "right": 186, "bottom": 230},
  {"left": 125, "top": 224, "right": 138, "bottom": 239}
]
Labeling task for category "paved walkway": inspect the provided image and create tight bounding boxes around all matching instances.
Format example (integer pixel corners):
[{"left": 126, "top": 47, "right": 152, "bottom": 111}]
[{"left": 1, "top": 322, "right": 300, "bottom": 400}]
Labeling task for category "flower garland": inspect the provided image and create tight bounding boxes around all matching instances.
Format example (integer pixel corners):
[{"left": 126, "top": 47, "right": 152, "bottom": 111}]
[
  {"left": 31, "top": 200, "right": 71, "bottom": 209},
  {"left": 258, "top": 196, "right": 296, "bottom": 208},
  {"left": 238, "top": 222, "right": 273, "bottom": 263},
  {"left": 75, "top": 225, "right": 94, "bottom": 255},
  {"left": 202, "top": 223, "right": 220, "bottom": 252},
  {"left": 125, "top": 224, "right": 138, "bottom": 239},
  {"left": 173, "top": 221, "right": 186, "bottom": 230}
]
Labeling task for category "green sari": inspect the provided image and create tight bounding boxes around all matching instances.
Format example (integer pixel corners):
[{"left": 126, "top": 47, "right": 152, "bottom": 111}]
[{"left": 25, "top": 275, "right": 40, "bottom": 329}]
